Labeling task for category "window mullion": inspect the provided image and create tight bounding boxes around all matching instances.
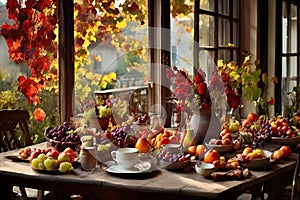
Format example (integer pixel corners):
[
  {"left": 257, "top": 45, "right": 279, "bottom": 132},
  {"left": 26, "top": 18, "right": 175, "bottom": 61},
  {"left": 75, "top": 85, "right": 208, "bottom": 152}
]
[{"left": 59, "top": 0, "right": 75, "bottom": 123}]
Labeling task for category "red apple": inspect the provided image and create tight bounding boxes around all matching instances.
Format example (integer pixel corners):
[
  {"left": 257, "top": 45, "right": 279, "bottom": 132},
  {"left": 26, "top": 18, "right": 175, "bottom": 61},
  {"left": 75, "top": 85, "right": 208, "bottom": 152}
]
[
  {"left": 247, "top": 112, "right": 258, "bottom": 123},
  {"left": 204, "top": 149, "right": 220, "bottom": 164},
  {"left": 279, "top": 146, "right": 292, "bottom": 159},
  {"left": 46, "top": 149, "right": 60, "bottom": 160}
]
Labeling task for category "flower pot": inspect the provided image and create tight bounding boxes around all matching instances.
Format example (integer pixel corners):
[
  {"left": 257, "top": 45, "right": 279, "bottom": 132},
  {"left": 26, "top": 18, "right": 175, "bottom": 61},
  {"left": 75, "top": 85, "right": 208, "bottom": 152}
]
[{"left": 190, "top": 109, "right": 212, "bottom": 145}]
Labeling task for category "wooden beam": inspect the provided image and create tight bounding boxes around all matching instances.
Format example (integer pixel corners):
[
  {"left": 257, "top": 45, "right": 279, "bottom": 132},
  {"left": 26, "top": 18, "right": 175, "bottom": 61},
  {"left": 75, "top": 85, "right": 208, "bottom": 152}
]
[{"left": 59, "top": 0, "right": 74, "bottom": 123}]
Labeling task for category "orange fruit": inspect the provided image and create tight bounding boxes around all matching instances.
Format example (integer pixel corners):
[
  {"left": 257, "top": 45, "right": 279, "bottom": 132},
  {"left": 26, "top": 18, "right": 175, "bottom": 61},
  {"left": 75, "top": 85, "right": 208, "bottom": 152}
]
[{"left": 135, "top": 138, "right": 150, "bottom": 153}]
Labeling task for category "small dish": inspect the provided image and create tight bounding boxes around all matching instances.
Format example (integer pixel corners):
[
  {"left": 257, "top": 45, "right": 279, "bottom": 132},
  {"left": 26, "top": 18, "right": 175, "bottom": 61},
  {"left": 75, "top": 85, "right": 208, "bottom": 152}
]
[
  {"left": 195, "top": 162, "right": 215, "bottom": 177},
  {"left": 205, "top": 143, "right": 233, "bottom": 153},
  {"left": 103, "top": 161, "right": 151, "bottom": 174}
]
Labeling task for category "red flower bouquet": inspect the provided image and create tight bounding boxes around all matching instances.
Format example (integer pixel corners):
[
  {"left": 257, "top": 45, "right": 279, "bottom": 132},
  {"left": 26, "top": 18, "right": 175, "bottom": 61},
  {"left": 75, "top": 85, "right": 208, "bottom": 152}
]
[{"left": 166, "top": 66, "right": 211, "bottom": 117}]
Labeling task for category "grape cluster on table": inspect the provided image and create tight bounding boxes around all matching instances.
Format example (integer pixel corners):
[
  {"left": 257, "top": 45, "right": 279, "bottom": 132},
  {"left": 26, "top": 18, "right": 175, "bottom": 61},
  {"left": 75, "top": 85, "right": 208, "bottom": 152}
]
[
  {"left": 109, "top": 123, "right": 135, "bottom": 147},
  {"left": 45, "top": 122, "right": 81, "bottom": 144},
  {"left": 157, "top": 150, "right": 190, "bottom": 163},
  {"left": 249, "top": 120, "right": 272, "bottom": 143}
]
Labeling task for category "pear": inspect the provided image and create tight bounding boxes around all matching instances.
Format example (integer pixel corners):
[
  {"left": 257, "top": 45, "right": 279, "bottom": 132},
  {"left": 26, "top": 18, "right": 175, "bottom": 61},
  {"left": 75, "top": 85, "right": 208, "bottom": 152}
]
[
  {"left": 182, "top": 128, "right": 195, "bottom": 148},
  {"left": 228, "top": 118, "right": 240, "bottom": 132}
]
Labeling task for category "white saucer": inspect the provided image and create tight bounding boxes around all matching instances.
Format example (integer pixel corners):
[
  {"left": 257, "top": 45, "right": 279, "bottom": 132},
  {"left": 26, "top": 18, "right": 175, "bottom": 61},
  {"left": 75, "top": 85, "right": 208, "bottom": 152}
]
[{"left": 104, "top": 161, "right": 151, "bottom": 174}]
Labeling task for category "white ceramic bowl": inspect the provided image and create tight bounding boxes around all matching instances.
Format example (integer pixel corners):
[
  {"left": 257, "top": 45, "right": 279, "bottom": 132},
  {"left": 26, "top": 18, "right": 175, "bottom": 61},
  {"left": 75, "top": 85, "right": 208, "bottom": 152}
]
[{"left": 195, "top": 162, "right": 215, "bottom": 177}]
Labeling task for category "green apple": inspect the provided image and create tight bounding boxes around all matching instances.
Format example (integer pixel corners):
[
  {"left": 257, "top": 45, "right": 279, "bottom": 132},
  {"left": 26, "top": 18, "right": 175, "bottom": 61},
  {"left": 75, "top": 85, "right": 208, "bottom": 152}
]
[
  {"left": 58, "top": 162, "right": 73, "bottom": 173},
  {"left": 31, "top": 158, "right": 39, "bottom": 169},
  {"left": 43, "top": 157, "right": 57, "bottom": 171},
  {"left": 38, "top": 162, "right": 46, "bottom": 170},
  {"left": 37, "top": 153, "right": 47, "bottom": 163},
  {"left": 229, "top": 119, "right": 240, "bottom": 132}
]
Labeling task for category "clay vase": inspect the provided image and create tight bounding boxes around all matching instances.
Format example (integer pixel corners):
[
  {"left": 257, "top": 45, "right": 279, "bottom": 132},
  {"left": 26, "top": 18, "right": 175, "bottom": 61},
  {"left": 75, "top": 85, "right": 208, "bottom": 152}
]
[{"left": 190, "top": 109, "right": 212, "bottom": 145}]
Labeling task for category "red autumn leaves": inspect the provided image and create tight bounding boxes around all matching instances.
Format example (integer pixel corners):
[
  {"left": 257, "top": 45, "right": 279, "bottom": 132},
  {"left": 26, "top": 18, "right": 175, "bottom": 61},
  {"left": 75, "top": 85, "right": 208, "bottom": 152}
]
[{"left": 166, "top": 66, "right": 211, "bottom": 116}]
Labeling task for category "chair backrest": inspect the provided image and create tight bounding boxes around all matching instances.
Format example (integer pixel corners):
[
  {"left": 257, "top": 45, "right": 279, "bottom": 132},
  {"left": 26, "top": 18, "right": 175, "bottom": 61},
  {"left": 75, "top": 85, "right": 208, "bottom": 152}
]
[{"left": 0, "top": 109, "right": 32, "bottom": 152}]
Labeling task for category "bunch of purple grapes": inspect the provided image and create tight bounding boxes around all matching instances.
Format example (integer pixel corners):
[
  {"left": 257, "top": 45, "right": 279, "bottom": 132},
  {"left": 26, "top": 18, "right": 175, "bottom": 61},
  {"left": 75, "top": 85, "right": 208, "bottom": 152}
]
[
  {"left": 46, "top": 122, "right": 81, "bottom": 143},
  {"left": 110, "top": 123, "right": 134, "bottom": 147},
  {"left": 251, "top": 120, "right": 272, "bottom": 143},
  {"left": 157, "top": 150, "right": 190, "bottom": 162}
]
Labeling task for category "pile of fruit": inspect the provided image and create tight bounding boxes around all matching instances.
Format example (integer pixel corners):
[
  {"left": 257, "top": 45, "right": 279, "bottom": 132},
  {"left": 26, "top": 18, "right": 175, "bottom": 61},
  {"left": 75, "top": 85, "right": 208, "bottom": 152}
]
[
  {"left": 19, "top": 147, "right": 76, "bottom": 173},
  {"left": 45, "top": 122, "right": 81, "bottom": 151},
  {"left": 242, "top": 113, "right": 299, "bottom": 143}
]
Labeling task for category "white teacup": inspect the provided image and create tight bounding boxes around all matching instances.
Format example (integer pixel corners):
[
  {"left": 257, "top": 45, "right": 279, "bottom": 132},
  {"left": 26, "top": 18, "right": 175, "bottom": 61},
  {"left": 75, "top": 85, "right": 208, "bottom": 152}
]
[{"left": 111, "top": 148, "right": 139, "bottom": 169}]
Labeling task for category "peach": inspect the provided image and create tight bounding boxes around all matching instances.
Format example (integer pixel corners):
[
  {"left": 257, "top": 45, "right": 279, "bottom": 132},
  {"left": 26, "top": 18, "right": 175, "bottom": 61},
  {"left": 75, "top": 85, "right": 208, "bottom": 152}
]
[{"left": 204, "top": 150, "right": 220, "bottom": 164}]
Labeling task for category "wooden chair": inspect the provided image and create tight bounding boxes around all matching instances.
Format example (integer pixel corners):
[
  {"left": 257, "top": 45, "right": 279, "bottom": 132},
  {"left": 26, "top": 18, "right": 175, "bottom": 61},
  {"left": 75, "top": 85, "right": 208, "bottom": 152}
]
[{"left": 0, "top": 109, "right": 44, "bottom": 200}]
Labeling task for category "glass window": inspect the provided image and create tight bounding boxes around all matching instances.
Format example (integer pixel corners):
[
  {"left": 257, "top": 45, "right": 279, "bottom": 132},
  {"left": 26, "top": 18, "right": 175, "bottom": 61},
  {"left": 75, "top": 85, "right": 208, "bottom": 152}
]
[
  {"left": 200, "top": 0, "right": 215, "bottom": 12},
  {"left": 218, "top": 0, "right": 229, "bottom": 16},
  {"left": 276, "top": 0, "right": 300, "bottom": 115},
  {"left": 198, "top": 0, "right": 240, "bottom": 64},
  {"left": 0, "top": 0, "right": 59, "bottom": 143},
  {"left": 199, "top": 15, "right": 215, "bottom": 47},
  {"left": 73, "top": 1, "right": 149, "bottom": 126}
]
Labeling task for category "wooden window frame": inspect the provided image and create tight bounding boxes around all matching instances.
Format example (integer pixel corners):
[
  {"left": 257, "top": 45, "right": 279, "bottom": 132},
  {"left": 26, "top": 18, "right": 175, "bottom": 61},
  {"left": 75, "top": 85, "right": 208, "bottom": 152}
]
[{"left": 275, "top": 0, "right": 300, "bottom": 114}]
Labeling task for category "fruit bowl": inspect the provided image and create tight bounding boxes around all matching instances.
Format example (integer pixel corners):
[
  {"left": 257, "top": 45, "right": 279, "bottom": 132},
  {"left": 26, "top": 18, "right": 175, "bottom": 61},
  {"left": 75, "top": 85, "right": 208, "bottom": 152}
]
[
  {"left": 241, "top": 150, "right": 272, "bottom": 169},
  {"left": 205, "top": 143, "right": 234, "bottom": 153},
  {"left": 44, "top": 127, "right": 81, "bottom": 152},
  {"left": 270, "top": 136, "right": 300, "bottom": 147}
]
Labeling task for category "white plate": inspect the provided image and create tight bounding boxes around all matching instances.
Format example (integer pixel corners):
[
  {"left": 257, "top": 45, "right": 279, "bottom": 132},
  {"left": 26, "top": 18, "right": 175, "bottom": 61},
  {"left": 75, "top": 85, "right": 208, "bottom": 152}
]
[{"left": 104, "top": 161, "right": 151, "bottom": 174}]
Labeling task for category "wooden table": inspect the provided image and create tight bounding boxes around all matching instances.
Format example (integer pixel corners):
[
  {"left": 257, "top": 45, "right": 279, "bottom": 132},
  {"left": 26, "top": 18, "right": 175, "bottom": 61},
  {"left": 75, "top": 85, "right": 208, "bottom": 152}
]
[{"left": 0, "top": 142, "right": 297, "bottom": 200}]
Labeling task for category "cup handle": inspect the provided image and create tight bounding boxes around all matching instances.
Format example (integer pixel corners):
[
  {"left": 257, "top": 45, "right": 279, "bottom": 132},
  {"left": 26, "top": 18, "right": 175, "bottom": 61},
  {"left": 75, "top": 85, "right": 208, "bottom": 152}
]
[{"left": 111, "top": 151, "right": 117, "bottom": 162}]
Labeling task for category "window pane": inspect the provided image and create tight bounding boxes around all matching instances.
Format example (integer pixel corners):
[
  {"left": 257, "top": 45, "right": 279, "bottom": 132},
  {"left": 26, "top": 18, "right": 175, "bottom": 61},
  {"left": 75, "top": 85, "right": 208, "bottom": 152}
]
[
  {"left": 218, "top": 18, "right": 230, "bottom": 46},
  {"left": 200, "top": 14, "right": 215, "bottom": 47},
  {"left": 282, "top": 1, "right": 288, "bottom": 53},
  {"left": 74, "top": 1, "right": 149, "bottom": 122},
  {"left": 218, "top": 50, "right": 230, "bottom": 62},
  {"left": 233, "top": 21, "right": 239, "bottom": 47},
  {"left": 200, "top": 0, "right": 215, "bottom": 12},
  {"left": 289, "top": 56, "right": 298, "bottom": 90},
  {"left": 199, "top": 49, "right": 215, "bottom": 77},
  {"left": 171, "top": 14, "right": 194, "bottom": 71},
  {"left": 290, "top": 4, "right": 297, "bottom": 53},
  {"left": 233, "top": 0, "right": 239, "bottom": 19},
  {"left": 233, "top": 50, "right": 238, "bottom": 61},
  {"left": 218, "top": 0, "right": 229, "bottom": 16}
]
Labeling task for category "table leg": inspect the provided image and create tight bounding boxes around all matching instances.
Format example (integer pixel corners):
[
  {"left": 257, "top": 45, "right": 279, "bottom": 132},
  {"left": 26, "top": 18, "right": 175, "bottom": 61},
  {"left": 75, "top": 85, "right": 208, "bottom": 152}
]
[{"left": 0, "top": 180, "right": 13, "bottom": 199}]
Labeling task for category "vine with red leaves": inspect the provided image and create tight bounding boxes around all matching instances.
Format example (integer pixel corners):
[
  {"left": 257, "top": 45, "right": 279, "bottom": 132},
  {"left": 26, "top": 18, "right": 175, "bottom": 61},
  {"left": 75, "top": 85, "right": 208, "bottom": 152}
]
[{"left": 1, "top": 0, "right": 58, "bottom": 104}]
